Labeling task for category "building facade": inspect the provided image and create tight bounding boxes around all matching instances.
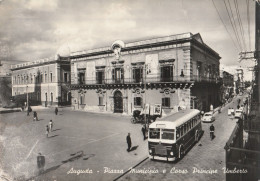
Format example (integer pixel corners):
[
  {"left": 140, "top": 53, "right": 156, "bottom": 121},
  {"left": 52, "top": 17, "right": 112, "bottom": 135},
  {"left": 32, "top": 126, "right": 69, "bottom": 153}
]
[
  {"left": 69, "top": 33, "right": 221, "bottom": 115},
  {"left": 11, "top": 55, "right": 71, "bottom": 106},
  {"left": 219, "top": 70, "right": 234, "bottom": 103}
]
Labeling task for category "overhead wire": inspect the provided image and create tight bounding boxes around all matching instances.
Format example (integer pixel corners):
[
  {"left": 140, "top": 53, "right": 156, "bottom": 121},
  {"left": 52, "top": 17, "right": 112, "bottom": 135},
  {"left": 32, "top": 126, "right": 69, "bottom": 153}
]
[
  {"left": 246, "top": 0, "right": 251, "bottom": 51},
  {"left": 234, "top": 0, "right": 247, "bottom": 51},
  {"left": 224, "top": 0, "right": 243, "bottom": 51},
  {"left": 211, "top": 0, "right": 240, "bottom": 51}
]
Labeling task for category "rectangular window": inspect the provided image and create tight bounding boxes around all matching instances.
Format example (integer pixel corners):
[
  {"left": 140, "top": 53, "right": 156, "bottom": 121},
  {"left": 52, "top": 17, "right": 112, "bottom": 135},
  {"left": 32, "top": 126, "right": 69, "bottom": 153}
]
[
  {"left": 162, "top": 97, "right": 170, "bottom": 108},
  {"left": 161, "top": 129, "right": 174, "bottom": 140},
  {"left": 96, "top": 70, "right": 105, "bottom": 84},
  {"left": 78, "top": 72, "right": 85, "bottom": 84},
  {"left": 149, "top": 128, "right": 160, "bottom": 139},
  {"left": 112, "top": 68, "right": 124, "bottom": 83},
  {"left": 50, "top": 73, "right": 53, "bottom": 82},
  {"left": 99, "top": 96, "right": 104, "bottom": 106},
  {"left": 160, "top": 65, "right": 173, "bottom": 82},
  {"left": 134, "top": 97, "right": 142, "bottom": 107},
  {"left": 133, "top": 67, "right": 143, "bottom": 83},
  {"left": 64, "top": 72, "right": 68, "bottom": 83},
  {"left": 176, "top": 128, "right": 180, "bottom": 139}
]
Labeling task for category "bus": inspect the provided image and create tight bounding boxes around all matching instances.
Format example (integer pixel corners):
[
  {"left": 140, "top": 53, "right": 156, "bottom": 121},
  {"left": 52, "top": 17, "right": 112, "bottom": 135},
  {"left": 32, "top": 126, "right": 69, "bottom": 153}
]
[{"left": 148, "top": 109, "right": 203, "bottom": 161}]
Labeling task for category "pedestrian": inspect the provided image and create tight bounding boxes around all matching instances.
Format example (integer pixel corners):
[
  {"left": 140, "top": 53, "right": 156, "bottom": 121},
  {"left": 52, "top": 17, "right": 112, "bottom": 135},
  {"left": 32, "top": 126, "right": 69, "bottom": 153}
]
[
  {"left": 210, "top": 104, "right": 213, "bottom": 112},
  {"left": 37, "top": 153, "right": 45, "bottom": 174},
  {"left": 126, "top": 133, "right": 132, "bottom": 152},
  {"left": 49, "top": 120, "right": 53, "bottom": 132},
  {"left": 46, "top": 125, "right": 49, "bottom": 138},
  {"left": 33, "top": 111, "right": 38, "bottom": 121},
  {"left": 237, "top": 104, "right": 240, "bottom": 109},
  {"left": 141, "top": 125, "right": 146, "bottom": 140},
  {"left": 55, "top": 107, "right": 58, "bottom": 115},
  {"left": 27, "top": 108, "right": 30, "bottom": 116}
]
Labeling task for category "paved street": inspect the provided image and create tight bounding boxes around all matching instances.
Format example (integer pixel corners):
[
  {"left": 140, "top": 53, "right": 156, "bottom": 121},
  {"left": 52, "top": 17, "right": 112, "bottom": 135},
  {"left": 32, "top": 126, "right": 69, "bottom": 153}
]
[
  {"left": 120, "top": 95, "right": 246, "bottom": 181},
  {"left": 0, "top": 108, "right": 148, "bottom": 181},
  {"left": 0, "top": 95, "right": 246, "bottom": 181}
]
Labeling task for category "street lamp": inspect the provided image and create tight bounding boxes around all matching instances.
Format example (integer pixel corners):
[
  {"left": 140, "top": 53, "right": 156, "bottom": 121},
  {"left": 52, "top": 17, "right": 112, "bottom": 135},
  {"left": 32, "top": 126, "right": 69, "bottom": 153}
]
[{"left": 26, "top": 75, "right": 29, "bottom": 110}]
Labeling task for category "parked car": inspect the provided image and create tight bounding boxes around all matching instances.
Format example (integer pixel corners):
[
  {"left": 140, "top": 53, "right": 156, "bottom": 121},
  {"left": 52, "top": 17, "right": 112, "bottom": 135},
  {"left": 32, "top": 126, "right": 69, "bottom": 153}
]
[
  {"left": 202, "top": 112, "right": 215, "bottom": 123},
  {"left": 234, "top": 109, "right": 243, "bottom": 119},
  {"left": 228, "top": 108, "right": 234, "bottom": 116}
]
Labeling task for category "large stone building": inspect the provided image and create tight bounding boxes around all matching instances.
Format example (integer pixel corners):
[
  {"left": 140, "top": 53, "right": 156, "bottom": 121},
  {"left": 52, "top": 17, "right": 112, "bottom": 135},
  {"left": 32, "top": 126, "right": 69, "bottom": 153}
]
[
  {"left": 11, "top": 55, "right": 71, "bottom": 106},
  {"left": 219, "top": 70, "right": 234, "bottom": 103},
  {"left": 69, "top": 32, "right": 221, "bottom": 115}
]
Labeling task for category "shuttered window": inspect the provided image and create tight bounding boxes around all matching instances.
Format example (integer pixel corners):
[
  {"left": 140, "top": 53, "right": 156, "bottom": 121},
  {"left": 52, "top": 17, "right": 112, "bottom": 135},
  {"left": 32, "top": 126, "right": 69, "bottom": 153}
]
[
  {"left": 134, "top": 97, "right": 142, "bottom": 107},
  {"left": 162, "top": 97, "right": 170, "bottom": 108}
]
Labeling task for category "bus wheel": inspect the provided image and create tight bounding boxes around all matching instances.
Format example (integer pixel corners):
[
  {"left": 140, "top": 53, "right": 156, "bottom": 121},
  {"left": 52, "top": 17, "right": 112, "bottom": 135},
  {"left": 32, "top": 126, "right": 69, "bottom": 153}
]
[{"left": 179, "top": 146, "right": 184, "bottom": 159}]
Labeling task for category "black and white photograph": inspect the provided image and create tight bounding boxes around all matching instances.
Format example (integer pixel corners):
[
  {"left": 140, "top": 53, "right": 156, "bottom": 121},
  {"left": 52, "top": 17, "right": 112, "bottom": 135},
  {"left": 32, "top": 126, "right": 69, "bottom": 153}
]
[{"left": 0, "top": 0, "right": 259, "bottom": 180}]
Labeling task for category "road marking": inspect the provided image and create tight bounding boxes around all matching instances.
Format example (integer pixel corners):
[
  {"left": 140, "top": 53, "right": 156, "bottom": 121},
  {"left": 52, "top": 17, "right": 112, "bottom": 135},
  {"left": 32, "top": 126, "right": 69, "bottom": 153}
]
[
  {"left": 26, "top": 139, "right": 39, "bottom": 160},
  {"left": 46, "top": 133, "right": 120, "bottom": 158},
  {"left": 58, "top": 136, "right": 96, "bottom": 141}
]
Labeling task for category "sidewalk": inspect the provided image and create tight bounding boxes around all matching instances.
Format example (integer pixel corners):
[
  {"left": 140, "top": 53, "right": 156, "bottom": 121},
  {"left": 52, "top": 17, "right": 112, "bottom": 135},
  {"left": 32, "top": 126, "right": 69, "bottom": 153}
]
[{"left": 0, "top": 107, "right": 21, "bottom": 114}]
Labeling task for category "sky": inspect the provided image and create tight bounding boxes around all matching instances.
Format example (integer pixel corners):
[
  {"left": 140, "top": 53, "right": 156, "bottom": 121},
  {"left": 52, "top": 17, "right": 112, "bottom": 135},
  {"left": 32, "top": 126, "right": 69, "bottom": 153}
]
[{"left": 0, "top": 0, "right": 256, "bottom": 80}]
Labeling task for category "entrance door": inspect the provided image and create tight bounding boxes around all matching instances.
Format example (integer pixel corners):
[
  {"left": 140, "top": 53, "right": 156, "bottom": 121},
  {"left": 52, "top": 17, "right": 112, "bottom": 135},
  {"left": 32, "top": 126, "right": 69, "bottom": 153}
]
[{"left": 114, "top": 90, "right": 123, "bottom": 113}]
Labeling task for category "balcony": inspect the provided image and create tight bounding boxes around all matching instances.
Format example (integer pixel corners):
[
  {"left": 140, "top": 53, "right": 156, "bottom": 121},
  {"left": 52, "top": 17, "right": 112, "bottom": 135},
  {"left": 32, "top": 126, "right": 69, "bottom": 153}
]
[{"left": 70, "top": 75, "right": 219, "bottom": 90}]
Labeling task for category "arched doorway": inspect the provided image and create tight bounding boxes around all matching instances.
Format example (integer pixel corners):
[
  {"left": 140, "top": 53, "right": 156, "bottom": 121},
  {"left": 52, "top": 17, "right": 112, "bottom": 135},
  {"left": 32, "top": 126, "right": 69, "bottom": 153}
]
[{"left": 114, "top": 90, "right": 123, "bottom": 113}]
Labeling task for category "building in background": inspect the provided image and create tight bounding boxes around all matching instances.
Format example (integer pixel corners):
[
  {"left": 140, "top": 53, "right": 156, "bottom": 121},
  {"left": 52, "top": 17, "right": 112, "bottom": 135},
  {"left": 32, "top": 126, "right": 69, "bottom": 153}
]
[
  {"left": 0, "top": 61, "right": 12, "bottom": 107},
  {"left": 219, "top": 70, "right": 234, "bottom": 103},
  {"left": 69, "top": 32, "right": 221, "bottom": 115},
  {"left": 11, "top": 55, "right": 71, "bottom": 106}
]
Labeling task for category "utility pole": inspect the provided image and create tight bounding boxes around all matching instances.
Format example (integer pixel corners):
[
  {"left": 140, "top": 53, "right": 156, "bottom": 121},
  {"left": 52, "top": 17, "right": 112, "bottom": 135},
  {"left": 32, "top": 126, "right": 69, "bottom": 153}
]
[{"left": 256, "top": 0, "right": 260, "bottom": 114}]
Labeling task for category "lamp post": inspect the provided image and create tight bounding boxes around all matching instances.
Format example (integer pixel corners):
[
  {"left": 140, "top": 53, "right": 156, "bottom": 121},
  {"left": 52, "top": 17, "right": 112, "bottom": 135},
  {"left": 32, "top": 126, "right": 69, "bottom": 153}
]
[{"left": 26, "top": 75, "right": 29, "bottom": 110}]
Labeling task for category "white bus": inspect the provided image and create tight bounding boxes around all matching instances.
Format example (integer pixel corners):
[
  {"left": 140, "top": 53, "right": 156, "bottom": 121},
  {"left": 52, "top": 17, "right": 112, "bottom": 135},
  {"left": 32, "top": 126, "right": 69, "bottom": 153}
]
[{"left": 148, "top": 109, "right": 203, "bottom": 161}]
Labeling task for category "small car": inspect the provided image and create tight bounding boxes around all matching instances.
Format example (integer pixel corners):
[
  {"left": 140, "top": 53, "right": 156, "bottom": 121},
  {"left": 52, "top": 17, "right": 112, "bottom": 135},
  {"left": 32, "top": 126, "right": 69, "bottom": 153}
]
[
  {"left": 202, "top": 112, "right": 215, "bottom": 123},
  {"left": 234, "top": 109, "right": 243, "bottom": 119},
  {"left": 228, "top": 108, "right": 234, "bottom": 116}
]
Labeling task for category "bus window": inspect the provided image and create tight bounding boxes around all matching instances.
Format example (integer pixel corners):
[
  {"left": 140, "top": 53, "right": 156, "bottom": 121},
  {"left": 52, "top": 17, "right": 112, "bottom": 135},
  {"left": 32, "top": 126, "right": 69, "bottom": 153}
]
[
  {"left": 180, "top": 126, "right": 183, "bottom": 136},
  {"left": 149, "top": 128, "right": 160, "bottom": 139},
  {"left": 176, "top": 128, "right": 180, "bottom": 139},
  {"left": 161, "top": 129, "right": 174, "bottom": 140},
  {"left": 184, "top": 124, "right": 187, "bottom": 133}
]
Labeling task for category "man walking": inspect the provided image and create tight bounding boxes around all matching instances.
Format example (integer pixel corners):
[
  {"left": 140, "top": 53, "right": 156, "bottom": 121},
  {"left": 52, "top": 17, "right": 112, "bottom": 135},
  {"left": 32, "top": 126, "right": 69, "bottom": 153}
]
[
  {"left": 141, "top": 125, "right": 146, "bottom": 140},
  {"left": 33, "top": 111, "right": 38, "bottom": 121},
  {"left": 37, "top": 153, "right": 45, "bottom": 174},
  {"left": 46, "top": 125, "right": 49, "bottom": 138},
  {"left": 126, "top": 133, "right": 132, "bottom": 152},
  {"left": 55, "top": 107, "right": 58, "bottom": 115},
  {"left": 49, "top": 120, "right": 53, "bottom": 132}
]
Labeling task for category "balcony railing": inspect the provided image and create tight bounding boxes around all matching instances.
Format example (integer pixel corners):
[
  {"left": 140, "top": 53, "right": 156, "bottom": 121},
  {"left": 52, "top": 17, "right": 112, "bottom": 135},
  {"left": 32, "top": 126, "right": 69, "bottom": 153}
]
[{"left": 75, "top": 75, "right": 219, "bottom": 85}]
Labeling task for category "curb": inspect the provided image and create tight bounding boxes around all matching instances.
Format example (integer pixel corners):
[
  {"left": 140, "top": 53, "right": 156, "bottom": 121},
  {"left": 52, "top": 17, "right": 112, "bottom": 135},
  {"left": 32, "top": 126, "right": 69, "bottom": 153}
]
[{"left": 113, "top": 157, "right": 149, "bottom": 181}]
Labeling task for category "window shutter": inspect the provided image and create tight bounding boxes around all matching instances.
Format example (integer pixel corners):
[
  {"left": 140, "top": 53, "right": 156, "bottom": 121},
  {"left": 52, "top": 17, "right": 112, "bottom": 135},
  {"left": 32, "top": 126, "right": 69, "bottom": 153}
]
[
  {"left": 96, "top": 72, "right": 98, "bottom": 81},
  {"left": 112, "top": 69, "right": 115, "bottom": 80},
  {"left": 102, "top": 71, "right": 105, "bottom": 82},
  {"left": 170, "top": 65, "right": 173, "bottom": 77},
  {"left": 121, "top": 68, "right": 124, "bottom": 79},
  {"left": 134, "top": 97, "right": 137, "bottom": 106},
  {"left": 133, "top": 69, "right": 135, "bottom": 79}
]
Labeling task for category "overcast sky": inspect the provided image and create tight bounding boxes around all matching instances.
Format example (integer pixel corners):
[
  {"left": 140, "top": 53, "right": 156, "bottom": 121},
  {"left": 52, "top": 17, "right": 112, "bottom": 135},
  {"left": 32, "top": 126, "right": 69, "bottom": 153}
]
[{"left": 0, "top": 0, "right": 256, "bottom": 80}]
